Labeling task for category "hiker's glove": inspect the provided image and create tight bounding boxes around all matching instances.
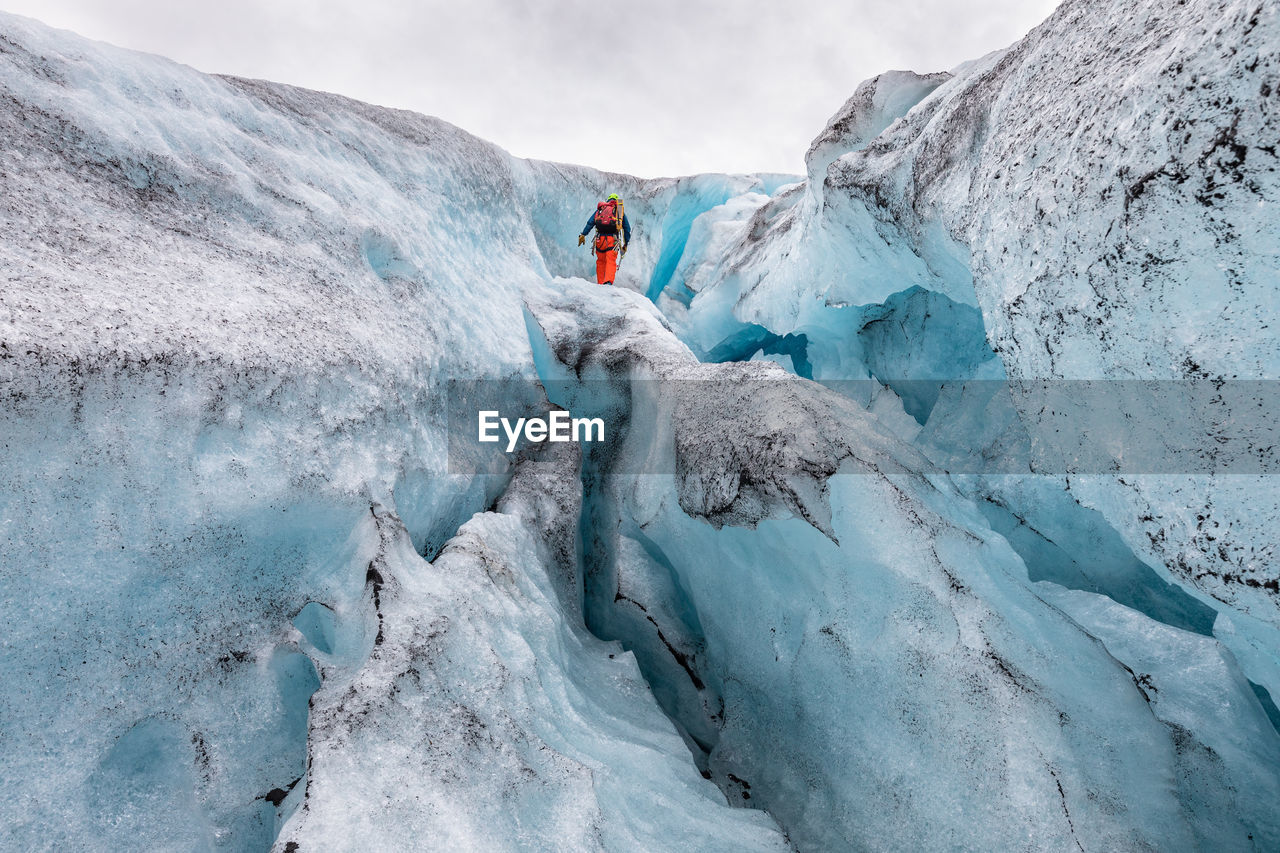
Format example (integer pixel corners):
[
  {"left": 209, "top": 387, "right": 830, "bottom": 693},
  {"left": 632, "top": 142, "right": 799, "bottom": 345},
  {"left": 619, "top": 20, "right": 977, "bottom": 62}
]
[
  {"left": 578, "top": 234, "right": 585, "bottom": 246},
  {"left": 621, "top": 244, "right": 628, "bottom": 257}
]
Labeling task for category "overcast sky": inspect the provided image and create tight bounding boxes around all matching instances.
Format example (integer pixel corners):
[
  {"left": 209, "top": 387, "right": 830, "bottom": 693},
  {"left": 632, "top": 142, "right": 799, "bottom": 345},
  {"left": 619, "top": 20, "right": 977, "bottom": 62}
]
[{"left": 3, "top": 0, "right": 1061, "bottom": 177}]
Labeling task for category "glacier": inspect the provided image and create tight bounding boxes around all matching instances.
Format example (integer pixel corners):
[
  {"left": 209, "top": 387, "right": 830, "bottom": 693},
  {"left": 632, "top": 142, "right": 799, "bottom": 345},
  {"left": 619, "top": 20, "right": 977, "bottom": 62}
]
[{"left": 1, "top": 1, "right": 1279, "bottom": 851}]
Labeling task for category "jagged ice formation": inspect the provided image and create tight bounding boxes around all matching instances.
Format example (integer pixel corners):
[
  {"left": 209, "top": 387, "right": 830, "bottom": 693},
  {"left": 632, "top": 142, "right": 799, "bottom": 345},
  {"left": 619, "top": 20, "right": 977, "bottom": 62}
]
[{"left": 2, "top": 2, "right": 1279, "bottom": 851}]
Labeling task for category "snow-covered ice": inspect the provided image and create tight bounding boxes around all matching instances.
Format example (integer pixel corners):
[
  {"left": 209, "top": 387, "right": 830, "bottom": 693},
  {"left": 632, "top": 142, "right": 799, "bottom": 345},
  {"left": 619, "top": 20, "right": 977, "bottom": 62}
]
[
  {"left": 526, "top": 283, "right": 1280, "bottom": 851},
  {"left": 2, "top": 0, "right": 1278, "bottom": 850}
]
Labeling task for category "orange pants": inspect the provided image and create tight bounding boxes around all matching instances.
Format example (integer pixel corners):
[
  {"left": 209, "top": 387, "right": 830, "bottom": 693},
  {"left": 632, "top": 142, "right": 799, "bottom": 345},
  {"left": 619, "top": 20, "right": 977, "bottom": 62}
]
[{"left": 593, "top": 234, "right": 618, "bottom": 285}]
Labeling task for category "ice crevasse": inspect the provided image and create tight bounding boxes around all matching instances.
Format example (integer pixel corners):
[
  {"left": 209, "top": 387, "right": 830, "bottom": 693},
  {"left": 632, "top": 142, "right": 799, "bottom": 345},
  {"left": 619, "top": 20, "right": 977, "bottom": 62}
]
[{"left": 0, "top": 1, "right": 1278, "bottom": 851}]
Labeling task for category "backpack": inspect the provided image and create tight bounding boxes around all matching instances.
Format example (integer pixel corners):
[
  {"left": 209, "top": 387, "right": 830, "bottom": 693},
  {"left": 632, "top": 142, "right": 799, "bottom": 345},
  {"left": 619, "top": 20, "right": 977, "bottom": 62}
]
[{"left": 595, "top": 199, "right": 618, "bottom": 230}]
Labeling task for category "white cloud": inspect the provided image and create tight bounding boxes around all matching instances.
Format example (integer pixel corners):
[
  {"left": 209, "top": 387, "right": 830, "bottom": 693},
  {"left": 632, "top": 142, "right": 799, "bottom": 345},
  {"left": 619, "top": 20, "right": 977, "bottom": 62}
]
[{"left": 2, "top": 0, "right": 1061, "bottom": 176}]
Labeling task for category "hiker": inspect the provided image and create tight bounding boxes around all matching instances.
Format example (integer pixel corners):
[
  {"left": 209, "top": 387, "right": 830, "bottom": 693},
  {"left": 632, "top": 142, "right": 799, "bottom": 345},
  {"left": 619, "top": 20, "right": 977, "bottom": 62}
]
[{"left": 578, "top": 193, "right": 632, "bottom": 285}]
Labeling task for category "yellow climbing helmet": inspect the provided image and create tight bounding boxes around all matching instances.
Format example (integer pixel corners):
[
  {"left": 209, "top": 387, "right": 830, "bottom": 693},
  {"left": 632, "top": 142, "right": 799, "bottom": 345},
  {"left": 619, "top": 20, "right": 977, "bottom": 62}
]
[{"left": 607, "top": 193, "right": 619, "bottom": 201}]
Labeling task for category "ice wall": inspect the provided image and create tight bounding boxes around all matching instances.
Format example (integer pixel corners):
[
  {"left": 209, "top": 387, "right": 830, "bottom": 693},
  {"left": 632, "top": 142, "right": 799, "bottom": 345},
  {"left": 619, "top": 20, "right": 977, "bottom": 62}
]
[
  {"left": 676, "top": 0, "right": 1280, "bottom": 701},
  {"left": 525, "top": 284, "right": 1280, "bottom": 852},
  {"left": 0, "top": 12, "right": 789, "bottom": 850},
  {"left": 830, "top": 0, "right": 1280, "bottom": 637},
  {"left": 275, "top": 449, "right": 789, "bottom": 852}
]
